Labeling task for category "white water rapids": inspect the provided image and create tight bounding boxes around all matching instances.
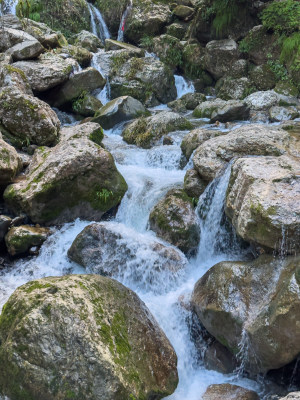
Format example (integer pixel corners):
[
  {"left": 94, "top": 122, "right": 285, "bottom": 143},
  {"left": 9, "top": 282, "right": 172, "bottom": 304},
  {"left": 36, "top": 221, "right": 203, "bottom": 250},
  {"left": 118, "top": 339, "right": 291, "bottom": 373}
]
[{"left": 0, "top": 119, "right": 264, "bottom": 398}]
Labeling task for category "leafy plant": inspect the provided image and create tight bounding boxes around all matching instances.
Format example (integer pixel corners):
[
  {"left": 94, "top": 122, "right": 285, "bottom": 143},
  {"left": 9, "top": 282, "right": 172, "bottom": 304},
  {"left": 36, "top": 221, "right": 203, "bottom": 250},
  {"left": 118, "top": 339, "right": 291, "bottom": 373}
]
[
  {"left": 261, "top": 0, "right": 300, "bottom": 36},
  {"left": 267, "top": 54, "right": 289, "bottom": 82},
  {"left": 95, "top": 189, "right": 113, "bottom": 204}
]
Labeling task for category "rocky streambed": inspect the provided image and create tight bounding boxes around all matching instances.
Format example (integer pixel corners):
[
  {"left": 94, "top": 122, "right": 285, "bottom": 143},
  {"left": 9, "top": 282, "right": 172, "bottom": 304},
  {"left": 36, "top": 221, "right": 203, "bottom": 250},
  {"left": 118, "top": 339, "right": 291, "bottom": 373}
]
[{"left": 0, "top": 2, "right": 300, "bottom": 400}]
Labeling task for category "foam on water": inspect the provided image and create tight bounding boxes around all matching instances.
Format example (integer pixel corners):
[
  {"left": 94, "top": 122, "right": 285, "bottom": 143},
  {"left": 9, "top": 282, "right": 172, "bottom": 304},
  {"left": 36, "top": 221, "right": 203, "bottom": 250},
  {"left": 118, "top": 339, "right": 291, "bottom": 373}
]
[{"left": 175, "top": 74, "right": 195, "bottom": 99}]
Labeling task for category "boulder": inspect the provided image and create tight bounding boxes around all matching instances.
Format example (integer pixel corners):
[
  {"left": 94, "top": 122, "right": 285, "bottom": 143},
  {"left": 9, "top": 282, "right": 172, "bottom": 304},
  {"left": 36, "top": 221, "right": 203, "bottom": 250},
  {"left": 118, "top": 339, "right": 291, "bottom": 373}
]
[
  {"left": 193, "top": 124, "right": 293, "bottom": 181},
  {"left": 204, "top": 341, "right": 237, "bottom": 374},
  {"left": 0, "top": 274, "right": 178, "bottom": 399},
  {"left": 168, "top": 93, "right": 206, "bottom": 113},
  {"left": 123, "top": 111, "right": 192, "bottom": 148},
  {"left": 73, "top": 30, "right": 103, "bottom": 52},
  {"left": 0, "top": 215, "right": 12, "bottom": 242},
  {"left": 184, "top": 169, "right": 207, "bottom": 199},
  {"left": 105, "top": 39, "right": 145, "bottom": 57},
  {"left": 21, "top": 18, "right": 61, "bottom": 49},
  {"left": 226, "top": 156, "right": 300, "bottom": 253},
  {"left": 152, "top": 34, "right": 183, "bottom": 69},
  {"left": 7, "top": 39, "right": 45, "bottom": 61},
  {"left": 193, "top": 99, "right": 249, "bottom": 122},
  {"left": 110, "top": 56, "right": 177, "bottom": 106},
  {"left": 269, "top": 106, "right": 299, "bottom": 123},
  {"left": 0, "top": 14, "right": 23, "bottom": 30},
  {"left": 5, "top": 225, "right": 50, "bottom": 256},
  {"left": 192, "top": 255, "right": 300, "bottom": 373},
  {"left": 13, "top": 53, "right": 77, "bottom": 92},
  {"left": 181, "top": 43, "right": 211, "bottom": 83},
  {"left": 166, "top": 23, "right": 187, "bottom": 40},
  {"left": 215, "top": 77, "right": 253, "bottom": 100},
  {"left": 0, "top": 27, "right": 39, "bottom": 52},
  {"left": 0, "top": 63, "right": 33, "bottom": 95},
  {"left": 203, "top": 384, "right": 259, "bottom": 400},
  {"left": 279, "top": 393, "right": 300, "bottom": 400},
  {"left": 204, "top": 39, "right": 240, "bottom": 80},
  {"left": 244, "top": 90, "right": 279, "bottom": 111},
  {"left": 0, "top": 138, "right": 22, "bottom": 186},
  {"left": 48, "top": 67, "right": 106, "bottom": 107},
  {"left": 249, "top": 64, "right": 276, "bottom": 91},
  {"left": 4, "top": 127, "right": 127, "bottom": 225},
  {"left": 59, "top": 122, "right": 103, "bottom": 145},
  {"left": 68, "top": 222, "right": 187, "bottom": 285},
  {"left": 55, "top": 44, "right": 92, "bottom": 68},
  {"left": 72, "top": 94, "right": 103, "bottom": 117},
  {"left": 92, "top": 96, "right": 147, "bottom": 129},
  {"left": 0, "top": 88, "right": 60, "bottom": 147},
  {"left": 173, "top": 5, "right": 194, "bottom": 20},
  {"left": 149, "top": 189, "right": 200, "bottom": 255}
]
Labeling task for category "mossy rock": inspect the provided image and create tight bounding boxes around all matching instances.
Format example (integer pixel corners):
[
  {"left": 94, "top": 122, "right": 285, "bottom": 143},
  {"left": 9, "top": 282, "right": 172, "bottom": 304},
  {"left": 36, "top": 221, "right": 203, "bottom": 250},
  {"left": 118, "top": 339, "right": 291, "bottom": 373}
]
[
  {"left": 5, "top": 225, "right": 50, "bottom": 256},
  {"left": 0, "top": 274, "right": 178, "bottom": 400}
]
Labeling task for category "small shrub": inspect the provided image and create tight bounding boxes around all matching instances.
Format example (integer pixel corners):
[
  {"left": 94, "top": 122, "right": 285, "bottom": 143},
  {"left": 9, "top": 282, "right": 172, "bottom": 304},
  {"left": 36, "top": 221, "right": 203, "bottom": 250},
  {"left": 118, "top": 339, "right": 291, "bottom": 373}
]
[{"left": 261, "top": 0, "right": 300, "bottom": 36}]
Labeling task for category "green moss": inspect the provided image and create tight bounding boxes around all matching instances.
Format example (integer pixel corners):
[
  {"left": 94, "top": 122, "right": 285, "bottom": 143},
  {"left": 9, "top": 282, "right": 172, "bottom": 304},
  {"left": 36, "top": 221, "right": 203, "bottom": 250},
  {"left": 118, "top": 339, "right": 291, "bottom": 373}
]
[
  {"left": 261, "top": 0, "right": 300, "bottom": 36},
  {"left": 89, "top": 127, "right": 104, "bottom": 145},
  {"left": 24, "top": 282, "right": 53, "bottom": 294}
]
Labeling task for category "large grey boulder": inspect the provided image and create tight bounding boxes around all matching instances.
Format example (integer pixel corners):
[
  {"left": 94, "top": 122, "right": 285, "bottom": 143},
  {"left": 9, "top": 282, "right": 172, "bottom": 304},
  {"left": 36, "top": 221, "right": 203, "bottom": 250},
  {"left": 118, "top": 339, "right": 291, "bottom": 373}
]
[
  {"left": 7, "top": 39, "right": 44, "bottom": 61},
  {"left": 105, "top": 39, "right": 145, "bottom": 57},
  {"left": 193, "top": 99, "right": 249, "bottom": 122},
  {"left": 92, "top": 96, "right": 147, "bottom": 129},
  {"left": 0, "top": 27, "right": 39, "bottom": 52},
  {"left": 0, "top": 274, "right": 178, "bottom": 400},
  {"left": 13, "top": 53, "right": 77, "bottom": 92},
  {"left": 0, "top": 63, "right": 33, "bottom": 95},
  {"left": 191, "top": 255, "right": 300, "bottom": 373},
  {"left": 181, "top": 128, "right": 226, "bottom": 160},
  {"left": 73, "top": 30, "right": 103, "bottom": 52},
  {"left": 193, "top": 124, "right": 293, "bottom": 181},
  {"left": 0, "top": 137, "right": 22, "bottom": 186},
  {"left": 226, "top": 155, "right": 300, "bottom": 253},
  {"left": 21, "top": 18, "right": 61, "bottom": 49},
  {"left": 68, "top": 222, "right": 187, "bottom": 286},
  {"left": 4, "top": 123, "right": 127, "bottom": 225},
  {"left": 0, "top": 88, "right": 60, "bottom": 147},
  {"left": 244, "top": 90, "right": 279, "bottom": 111}
]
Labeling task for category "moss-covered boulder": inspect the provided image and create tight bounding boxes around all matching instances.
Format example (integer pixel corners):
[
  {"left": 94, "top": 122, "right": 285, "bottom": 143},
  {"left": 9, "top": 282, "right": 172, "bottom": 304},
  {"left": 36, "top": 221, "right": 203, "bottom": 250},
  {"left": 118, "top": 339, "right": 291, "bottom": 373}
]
[
  {"left": 173, "top": 5, "right": 194, "bottom": 20},
  {"left": 193, "top": 99, "right": 249, "bottom": 123},
  {"left": 168, "top": 92, "right": 206, "bottom": 113},
  {"left": 249, "top": 64, "right": 276, "bottom": 91},
  {"left": 21, "top": 18, "right": 62, "bottom": 49},
  {"left": 16, "top": 0, "right": 91, "bottom": 38},
  {"left": 149, "top": 189, "right": 200, "bottom": 255},
  {"left": 123, "top": 111, "right": 192, "bottom": 148},
  {"left": 94, "top": 0, "right": 128, "bottom": 35},
  {"left": 0, "top": 63, "right": 33, "bottom": 95},
  {"left": 203, "top": 384, "right": 259, "bottom": 400},
  {"left": 181, "top": 43, "right": 212, "bottom": 84},
  {"left": 0, "top": 137, "right": 22, "bottom": 186},
  {"left": 7, "top": 39, "right": 45, "bottom": 62},
  {"left": 59, "top": 122, "right": 104, "bottom": 145},
  {"left": 4, "top": 124, "right": 127, "bottom": 225},
  {"left": 92, "top": 96, "right": 147, "bottom": 129},
  {"left": 0, "top": 88, "right": 60, "bottom": 147},
  {"left": 215, "top": 77, "right": 253, "bottom": 100},
  {"left": 193, "top": 124, "right": 294, "bottom": 181},
  {"left": 226, "top": 155, "right": 300, "bottom": 253},
  {"left": 5, "top": 225, "right": 50, "bottom": 256},
  {"left": 166, "top": 23, "right": 187, "bottom": 40},
  {"left": 68, "top": 222, "right": 187, "bottom": 284},
  {"left": 191, "top": 255, "right": 300, "bottom": 373},
  {"left": 0, "top": 274, "right": 178, "bottom": 400},
  {"left": 152, "top": 34, "right": 183, "bottom": 69},
  {"left": 72, "top": 30, "right": 103, "bottom": 52},
  {"left": 55, "top": 44, "right": 92, "bottom": 68},
  {"left": 72, "top": 94, "right": 102, "bottom": 117},
  {"left": 105, "top": 39, "right": 145, "bottom": 57},
  {"left": 269, "top": 106, "right": 300, "bottom": 123}
]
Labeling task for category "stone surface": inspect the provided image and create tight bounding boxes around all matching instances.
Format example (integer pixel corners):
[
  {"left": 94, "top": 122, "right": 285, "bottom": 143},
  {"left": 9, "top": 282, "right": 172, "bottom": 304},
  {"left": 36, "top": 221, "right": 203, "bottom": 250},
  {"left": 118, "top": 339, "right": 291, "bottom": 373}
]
[
  {"left": 192, "top": 255, "right": 300, "bottom": 373},
  {"left": 13, "top": 53, "right": 77, "bottom": 92},
  {"left": 204, "top": 341, "right": 237, "bottom": 374},
  {"left": 269, "top": 106, "right": 299, "bottom": 123},
  {"left": 68, "top": 222, "right": 187, "bottom": 285},
  {"left": 56, "top": 44, "right": 92, "bottom": 68},
  {"left": 123, "top": 111, "right": 192, "bottom": 148},
  {"left": 0, "top": 215, "right": 12, "bottom": 242},
  {"left": 92, "top": 96, "right": 147, "bottom": 129},
  {"left": 216, "top": 77, "right": 253, "bottom": 100},
  {"left": 173, "top": 5, "right": 194, "bottom": 20},
  {"left": 0, "top": 63, "right": 32, "bottom": 95},
  {"left": 5, "top": 225, "right": 50, "bottom": 256},
  {"left": 0, "top": 88, "right": 60, "bottom": 147},
  {"left": 0, "top": 27, "right": 39, "bottom": 52},
  {"left": 0, "top": 274, "right": 178, "bottom": 400},
  {"left": 73, "top": 30, "right": 103, "bottom": 52},
  {"left": 7, "top": 39, "right": 44, "bottom": 61},
  {"left": 249, "top": 64, "right": 276, "bottom": 91},
  {"left": 210, "top": 100, "right": 250, "bottom": 123},
  {"left": 21, "top": 18, "right": 61, "bottom": 49},
  {"left": 181, "top": 128, "right": 225, "bottom": 161},
  {"left": 4, "top": 128, "right": 127, "bottom": 225},
  {"left": 149, "top": 189, "right": 200, "bottom": 255},
  {"left": 168, "top": 93, "right": 206, "bottom": 113},
  {"left": 105, "top": 39, "right": 145, "bottom": 57},
  {"left": 0, "top": 138, "right": 22, "bottom": 186},
  {"left": 244, "top": 90, "right": 279, "bottom": 111},
  {"left": 72, "top": 94, "right": 103, "bottom": 117},
  {"left": 226, "top": 156, "right": 300, "bottom": 253},
  {"left": 203, "top": 384, "right": 259, "bottom": 400},
  {"left": 184, "top": 169, "right": 207, "bottom": 199},
  {"left": 59, "top": 122, "right": 104, "bottom": 145},
  {"left": 193, "top": 124, "right": 293, "bottom": 181}
]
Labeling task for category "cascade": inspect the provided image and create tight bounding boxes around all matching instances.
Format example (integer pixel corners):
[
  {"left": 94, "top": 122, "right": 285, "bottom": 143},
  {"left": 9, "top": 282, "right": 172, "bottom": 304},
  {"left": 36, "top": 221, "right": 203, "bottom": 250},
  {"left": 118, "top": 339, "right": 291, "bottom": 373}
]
[
  {"left": 0, "top": 0, "right": 17, "bottom": 15},
  {"left": 174, "top": 74, "right": 195, "bottom": 99},
  {"left": 91, "top": 53, "right": 111, "bottom": 105},
  {"left": 87, "top": 2, "right": 110, "bottom": 44},
  {"left": 117, "top": 0, "right": 133, "bottom": 42}
]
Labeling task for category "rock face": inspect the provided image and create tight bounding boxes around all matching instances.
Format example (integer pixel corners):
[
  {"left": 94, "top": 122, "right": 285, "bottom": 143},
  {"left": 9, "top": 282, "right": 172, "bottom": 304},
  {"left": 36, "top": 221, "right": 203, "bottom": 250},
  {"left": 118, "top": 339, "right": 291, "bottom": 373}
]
[
  {"left": 226, "top": 156, "right": 300, "bottom": 253},
  {"left": 0, "top": 274, "right": 178, "bottom": 400},
  {"left": 193, "top": 99, "right": 249, "bottom": 122},
  {"left": 123, "top": 111, "right": 192, "bottom": 148},
  {"left": 149, "top": 189, "right": 200, "bottom": 255},
  {"left": 184, "top": 169, "right": 207, "bottom": 199},
  {"left": 7, "top": 39, "right": 45, "bottom": 62},
  {"left": 68, "top": 222, "right": 186, "bottom": 286},
  {"left": 5, "top": 225, "right": 50, "bottom": 256},
  {"left": 191, "top": 255, "right": 300, "bottom": 373},
  {"left": 203, "top": 384, "right": 259, "bottom": 400},
  {"left": 0, "top": 138, "right": 22, "bottom": 186},
  {"left": 92, "top": 96, "right": 147, "bottom": 129},
  {"left": 4, "top": 124, "right": 127, "bottom": 224},
  {"left": 0, "top": 88, "right": 60, "bottom": 147},
  {"left": 13, "top": 53, "right": 77, "bottom": 92},
  {"left": 193, "top": 124, "right": 293, "bottom": 181},
  {"left": 0, "top": 63, "right": 33, "bottom": 95}
]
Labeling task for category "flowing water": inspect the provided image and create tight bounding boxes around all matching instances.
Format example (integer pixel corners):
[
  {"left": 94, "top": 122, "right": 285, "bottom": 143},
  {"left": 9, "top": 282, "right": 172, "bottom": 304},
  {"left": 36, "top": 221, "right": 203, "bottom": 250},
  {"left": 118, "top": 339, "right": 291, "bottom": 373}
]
[
  {"left": 174, "top": 74, "right": 195, "bottom": 98},
  {"left": 87, "top": 2, "right": 110, "bottom": 44},
  {"left": 0, "top": 0, "right": 17, "bottom": 15},
  {"left": 117, "top": 0, "right": 133, "bottom": 42}
]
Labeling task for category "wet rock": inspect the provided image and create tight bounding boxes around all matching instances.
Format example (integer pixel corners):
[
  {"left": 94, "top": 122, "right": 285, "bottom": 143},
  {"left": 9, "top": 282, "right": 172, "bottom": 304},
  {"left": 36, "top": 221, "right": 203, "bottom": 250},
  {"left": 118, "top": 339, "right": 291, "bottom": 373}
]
[
  {"left": 0, "top": 14, "right": 23, "bottom": 30},
  {"left": 193, "top": 99, "right": 249, "bottom": 122},
  {"left": 279, "top": 393, "right": 300, "bottom": 400},
  {"left": 72, "top": 30, "right": 103, "bottom": 52},
  {"left": 204, "top": 341, "right": 237, "bottom": 374},
  {"left": 230, "top": 59, "right": 249, "bottom": 79},
  {"left": 72, "top": 94, "right": 102, "bottom": 117},
  {"left": 0, "top": 137, "right": 22, "bottom": 186},
  {"left": 0, "top": 215, "right": 12, "bottom": 242},
  {"left": 5, "top": 225, "right": 50, "bottom": 256},
  {"left": 193, "top": 124, "right": 293, "bottom": 181},
  {"left": 110, "top": 56, "right": 177, "bottom": 106},
  {"left": 48, "top": 67, "right": 106, "bottom": 108},
  {"left": 0, "top": 88, "right": 60, "bottom": 147},
  {"left": 269, "top": 106, "right": 300, "bottom": 123},
  {"left": 184, "top": 169, "right": 207, "bottom": 199},
  {"left": 215, "top": 77, "right": 253, "bottom": 100},
  {"left": 7, "top": 39, "right": 44, "bottom": 61},
  {"left": 181, "top": 128, "right": 225, "bottom": 160},
  {"left": 92, "top": 96, "right": 147, "bottom": 129},
  {"left": 203, "top": 384, "right": 259, "bottom": 400},
  {"left": 105, "top": 39, "right": 145, "bottom": 56},
  {"left": 226, "top": 156, "right": 300, "bottom": 253},
  {"left": 149, "top": 189, "right": 200, "bottom": 255},
  {"left": 204, "top": 39, "right": 240, "bottom": 80},
  {"left": 192, "top": 255, "right": 300, "bottom": 373},
  {"left": 168, "top": 93, "right": 206, "bottom": 113},
  {"left": 123, "top": 111, "right": 192, "bottom": 148},
  {"left": 163, "top": 136, "right": 174, "bottom": 145},
  {"left": 68, "top": 222, "right": 187, "bottom": 283},
  {"left": 4, "top": 132, "right": 127, "bottom": 225},
  {"left": 13, "top": 53, "right": 77, "bottom": 92},
  {"left": 0, "top": 274, "right": 178, "bottom": 400}
]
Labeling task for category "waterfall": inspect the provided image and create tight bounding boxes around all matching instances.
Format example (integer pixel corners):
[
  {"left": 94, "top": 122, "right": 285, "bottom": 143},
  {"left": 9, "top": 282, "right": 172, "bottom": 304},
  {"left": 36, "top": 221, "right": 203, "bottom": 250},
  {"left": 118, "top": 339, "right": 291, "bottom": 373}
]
[
  {"left": 91, "top": 53, "right": 110, "bottom": 105},
  {"left": 117, "top": 0, "right": 133, "bottom": 42},
  {"left": 87, "top": 2, "right": 110, "bottom": 44},
  {"left": 0, "top": 0, "right": 17, "bottom": 15},
  {"left": 175, "top": 75, "right": 195, "bottom": 99}
]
